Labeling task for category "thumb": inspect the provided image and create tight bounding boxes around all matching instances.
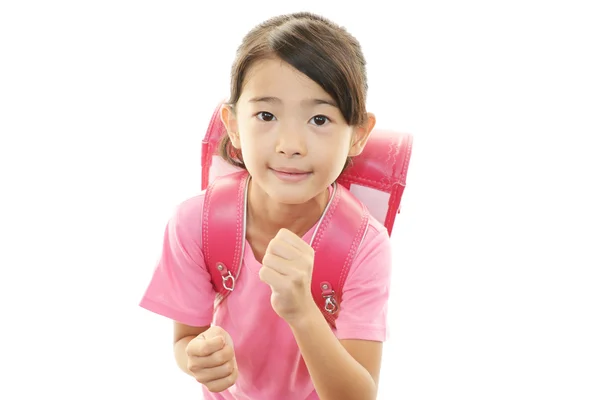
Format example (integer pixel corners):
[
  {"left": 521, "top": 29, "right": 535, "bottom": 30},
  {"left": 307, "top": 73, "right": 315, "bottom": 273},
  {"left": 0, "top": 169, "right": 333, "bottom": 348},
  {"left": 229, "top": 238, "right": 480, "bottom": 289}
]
[
  {"left": 186, "top": 333, "right": 224, "bottom": 357},
  {"left": 202, "top": 326, "right": 234, "bottom": 348}
]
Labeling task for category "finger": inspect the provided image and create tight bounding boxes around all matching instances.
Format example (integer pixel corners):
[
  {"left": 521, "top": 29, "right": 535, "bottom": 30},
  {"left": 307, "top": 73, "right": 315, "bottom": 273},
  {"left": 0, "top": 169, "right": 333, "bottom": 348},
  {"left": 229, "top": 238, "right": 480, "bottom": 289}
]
[
  {"left": 265, "top": 236, "right": 299, "bottom": 261},
  {"left": 202, "top": 326, "right": 234, "bottom": 346},
  {"left": 193, "top": 360, "right": 236, "bottom": 383},
  {"left": 261, "top": 252, "right": 295, "bottom": 275},
  {"left": 203, "top": 367, "right": 238, "bottom": 393},
  {"left": 276, "top": 228, "right": 313, "bottom": 252},
  {"left": 258, "top": 264, "right": 287, "bottom": 288},
  {"left": 186, "top": 335, "right": 225, "bottom": 357},
  {"left": 190, "top": 344, "right": 235, "bottom": 370}
]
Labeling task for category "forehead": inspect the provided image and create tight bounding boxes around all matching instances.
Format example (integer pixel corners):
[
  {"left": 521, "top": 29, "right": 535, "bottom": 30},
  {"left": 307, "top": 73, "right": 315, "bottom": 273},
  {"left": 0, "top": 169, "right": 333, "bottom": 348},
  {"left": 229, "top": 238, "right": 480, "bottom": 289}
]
[{"left": 239, "top": 57, "right": 336, "bottom": 106}]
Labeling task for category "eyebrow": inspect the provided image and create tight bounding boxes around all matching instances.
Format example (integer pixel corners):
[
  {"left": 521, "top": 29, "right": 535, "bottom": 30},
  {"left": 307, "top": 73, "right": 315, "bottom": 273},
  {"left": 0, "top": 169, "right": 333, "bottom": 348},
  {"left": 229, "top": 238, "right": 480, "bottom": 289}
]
[{"left": 248, "top": 96, "right": 338, "bottom": 108}]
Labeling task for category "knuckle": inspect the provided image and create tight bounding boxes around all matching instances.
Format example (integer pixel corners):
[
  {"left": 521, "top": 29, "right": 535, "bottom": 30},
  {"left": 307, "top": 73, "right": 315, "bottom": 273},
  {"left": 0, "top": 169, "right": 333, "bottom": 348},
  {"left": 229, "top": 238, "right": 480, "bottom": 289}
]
[
  {"left": 222, "top": 362, "right": 234, "bottom": 375},
  {"left": 226, "top": 371, "right": 237, "bottom": 386},
  {"left": 262, "top": 253, "right": 272, "bottom": 265},
  {"left": 185, "top": 342, "right": 196, "bottom": 356},
  {"left": 213, "top": 352, "right": 226, "bottom": 365},
  {"left": 188, "top": 360, "right": 202, "bottom": 373},
  {"left": 206, "top": 382, "right": 220, "bottom": 392},
  {"left": 258, "top": 266, "right": 268, "bottom": 281},
  {"left": 206, "top": 380, "right": 227, "bottom": 393},
  {"left": 222, "top": 345, "right": 234, "bottom": 359},
  {"left": 195, "top": 372, "right": 208, "bottom": 384}
]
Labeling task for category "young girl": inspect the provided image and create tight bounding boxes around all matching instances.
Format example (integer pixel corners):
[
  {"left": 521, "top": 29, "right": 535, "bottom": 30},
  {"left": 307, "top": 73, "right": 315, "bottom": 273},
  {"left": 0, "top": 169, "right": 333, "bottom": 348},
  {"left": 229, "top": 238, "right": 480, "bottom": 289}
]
[{"left": 140, "top": 11, "right": 392, "bottom": 400}]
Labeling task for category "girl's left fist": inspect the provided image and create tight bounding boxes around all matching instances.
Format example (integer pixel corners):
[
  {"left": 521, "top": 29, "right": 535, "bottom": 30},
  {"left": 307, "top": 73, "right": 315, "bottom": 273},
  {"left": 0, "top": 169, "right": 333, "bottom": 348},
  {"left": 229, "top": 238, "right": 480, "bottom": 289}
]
[{"left": 259, "top": 228, "right": 315, "bottom": 323}]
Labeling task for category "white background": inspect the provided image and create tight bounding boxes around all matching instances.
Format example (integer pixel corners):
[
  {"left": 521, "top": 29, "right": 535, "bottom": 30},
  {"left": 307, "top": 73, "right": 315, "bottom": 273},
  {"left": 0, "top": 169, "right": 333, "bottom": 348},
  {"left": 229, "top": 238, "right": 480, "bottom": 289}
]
[{"left": 1, "top": 1, "right": 599, "bottom": 399}]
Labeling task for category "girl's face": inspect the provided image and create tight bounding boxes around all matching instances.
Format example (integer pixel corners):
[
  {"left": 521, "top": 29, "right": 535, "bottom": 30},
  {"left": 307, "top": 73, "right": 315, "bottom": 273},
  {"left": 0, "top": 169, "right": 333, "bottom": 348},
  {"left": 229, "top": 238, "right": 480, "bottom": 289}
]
[{"left": 221, "top": 57, "right": 375, "bottom": 206}]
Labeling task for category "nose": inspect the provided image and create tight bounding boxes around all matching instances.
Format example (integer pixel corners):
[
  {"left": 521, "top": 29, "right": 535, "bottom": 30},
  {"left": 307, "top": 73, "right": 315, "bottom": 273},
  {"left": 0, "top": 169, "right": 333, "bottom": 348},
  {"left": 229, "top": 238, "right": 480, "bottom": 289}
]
[{"left": 275, "top": 126, "right": 306, "bottom": 157}]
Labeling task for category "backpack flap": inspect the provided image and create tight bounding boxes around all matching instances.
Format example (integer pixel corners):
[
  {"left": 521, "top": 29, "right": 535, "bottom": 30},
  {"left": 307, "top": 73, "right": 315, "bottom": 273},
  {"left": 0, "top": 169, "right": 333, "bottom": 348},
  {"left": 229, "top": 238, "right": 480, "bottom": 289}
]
[
  {"left": 201, "top": 101, "right": 243, "bottom": 191},
  {"left": 337, "top": 129, "right": 413, "bottom": 236}
]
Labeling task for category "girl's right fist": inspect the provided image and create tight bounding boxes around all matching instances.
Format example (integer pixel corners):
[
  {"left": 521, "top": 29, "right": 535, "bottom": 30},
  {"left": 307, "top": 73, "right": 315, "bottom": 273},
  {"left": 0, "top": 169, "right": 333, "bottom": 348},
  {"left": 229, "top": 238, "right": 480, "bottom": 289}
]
[{"left": 185, "top": 326, "right": 238, "bottom": 393}]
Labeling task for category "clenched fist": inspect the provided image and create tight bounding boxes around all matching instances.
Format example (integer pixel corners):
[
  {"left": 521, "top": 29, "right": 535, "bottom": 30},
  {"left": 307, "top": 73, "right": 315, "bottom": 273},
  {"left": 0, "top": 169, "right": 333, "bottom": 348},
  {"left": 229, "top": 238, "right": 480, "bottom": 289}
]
[
  {"left": 185, "top": 326, "right": 238, "bottom": 393},
  {"left": 259, "top": 228, "right": 316, "bottom": 325}
]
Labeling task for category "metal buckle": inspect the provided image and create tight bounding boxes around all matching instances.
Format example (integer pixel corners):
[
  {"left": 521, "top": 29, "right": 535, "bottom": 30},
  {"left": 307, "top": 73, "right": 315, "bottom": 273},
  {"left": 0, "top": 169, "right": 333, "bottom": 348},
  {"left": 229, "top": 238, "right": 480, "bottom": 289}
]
[
  {"left": 222, "top": 271, "right": 235, "bottom": 291},
  {"left": 324, "top": 296, "right": 338, "bottom": 314}
]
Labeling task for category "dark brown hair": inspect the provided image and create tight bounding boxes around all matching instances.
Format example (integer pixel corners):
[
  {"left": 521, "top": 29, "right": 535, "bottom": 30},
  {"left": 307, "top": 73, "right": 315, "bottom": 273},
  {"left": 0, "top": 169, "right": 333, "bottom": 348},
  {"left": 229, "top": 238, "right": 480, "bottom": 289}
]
[{"left": 219, "top": 12, "right": 369, "bottom": 169}]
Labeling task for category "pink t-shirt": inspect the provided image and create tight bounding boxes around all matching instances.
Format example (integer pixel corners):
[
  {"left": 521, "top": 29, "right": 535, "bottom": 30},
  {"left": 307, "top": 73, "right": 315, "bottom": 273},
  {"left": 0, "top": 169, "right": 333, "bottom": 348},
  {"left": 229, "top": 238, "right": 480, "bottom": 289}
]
[{"left": 139, "top": 187, "right": 392, "bottom": 400}]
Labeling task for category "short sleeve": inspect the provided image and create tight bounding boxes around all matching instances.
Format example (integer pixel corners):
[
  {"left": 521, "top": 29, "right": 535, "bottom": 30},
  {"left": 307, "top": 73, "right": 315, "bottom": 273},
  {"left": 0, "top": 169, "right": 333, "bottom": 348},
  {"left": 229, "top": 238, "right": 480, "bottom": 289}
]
[
  {"left": 334, "top": 223, "right": 392, "bottom": 342},
  {"left": 139, "top": 194, "right": 215, "bottom": 327}
]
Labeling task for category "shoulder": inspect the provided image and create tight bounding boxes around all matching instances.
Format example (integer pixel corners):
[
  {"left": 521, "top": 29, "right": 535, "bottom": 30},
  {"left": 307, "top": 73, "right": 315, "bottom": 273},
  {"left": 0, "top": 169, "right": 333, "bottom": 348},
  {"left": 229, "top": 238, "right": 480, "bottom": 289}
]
[
  {"left": 166, "top": 191, "right": 207, "bottom": 248},
  {"left": 342, "top": 213, "right": 393, "bottom": 288},
  {"left": 355, "top": 214, "right": 392, "bottom": 266},
  {"left": 139, "top": 190, "right": 217, "bottom": 326},
  {"left": 333, "top": 214, "right": 393, "bottom": 340},
  {"left": 364, "top": 213, "right": 390, "bottom": 243},
  {"left": 174, "top": 191, "right": 207, "bottom": 221}
]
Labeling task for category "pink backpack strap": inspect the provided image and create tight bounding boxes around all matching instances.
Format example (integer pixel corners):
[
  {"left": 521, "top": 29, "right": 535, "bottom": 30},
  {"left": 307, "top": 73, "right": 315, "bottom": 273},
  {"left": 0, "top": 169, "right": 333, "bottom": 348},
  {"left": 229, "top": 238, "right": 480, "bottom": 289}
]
[
  {"left": 202, "top": 170, "right": 250, "bottom": 303},
  {"left": 310, "top": 182, "right": 369, "bottom": 327}
]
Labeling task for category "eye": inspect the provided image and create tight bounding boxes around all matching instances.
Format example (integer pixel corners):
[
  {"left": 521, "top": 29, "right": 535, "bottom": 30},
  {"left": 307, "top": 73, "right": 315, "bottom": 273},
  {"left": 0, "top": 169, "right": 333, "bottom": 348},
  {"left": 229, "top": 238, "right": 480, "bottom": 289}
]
[
  {"left": 256, "top": 111, "right": 276, "bottom": 122},
  {"left": 310, "top": 115, "right": 330, "bottom": 126}
]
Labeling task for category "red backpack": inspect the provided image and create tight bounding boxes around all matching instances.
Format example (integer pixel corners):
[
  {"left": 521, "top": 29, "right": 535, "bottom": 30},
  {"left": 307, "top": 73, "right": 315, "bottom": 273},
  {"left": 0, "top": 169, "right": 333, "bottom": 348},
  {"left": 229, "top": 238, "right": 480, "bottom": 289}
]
[{"left": 200, "top": 101, "right": 413, "bottom": 327}]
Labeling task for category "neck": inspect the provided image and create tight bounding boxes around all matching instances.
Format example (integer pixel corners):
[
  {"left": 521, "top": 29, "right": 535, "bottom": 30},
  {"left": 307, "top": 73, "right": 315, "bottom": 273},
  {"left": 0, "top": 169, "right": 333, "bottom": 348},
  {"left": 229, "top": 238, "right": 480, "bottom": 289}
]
[{"left": 247, "top": 178, "right": 330, "bottom": 239}]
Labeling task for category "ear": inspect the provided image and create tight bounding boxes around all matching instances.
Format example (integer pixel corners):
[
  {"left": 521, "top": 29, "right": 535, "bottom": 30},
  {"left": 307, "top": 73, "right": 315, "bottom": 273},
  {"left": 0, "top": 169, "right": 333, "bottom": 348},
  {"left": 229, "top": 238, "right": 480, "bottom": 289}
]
[
  {"left": 348, "top": 112, "right": 376, "bottom": 157},
  {"left": 220, "top": 103, "right": 241, "bottom": 149}
]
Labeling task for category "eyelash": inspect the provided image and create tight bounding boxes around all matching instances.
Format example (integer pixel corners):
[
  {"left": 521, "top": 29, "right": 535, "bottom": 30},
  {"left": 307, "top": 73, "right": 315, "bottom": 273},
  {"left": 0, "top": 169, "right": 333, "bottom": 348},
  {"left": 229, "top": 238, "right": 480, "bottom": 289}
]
[{"left": 256, "top": 112, "right": 331, "bottom": 126}]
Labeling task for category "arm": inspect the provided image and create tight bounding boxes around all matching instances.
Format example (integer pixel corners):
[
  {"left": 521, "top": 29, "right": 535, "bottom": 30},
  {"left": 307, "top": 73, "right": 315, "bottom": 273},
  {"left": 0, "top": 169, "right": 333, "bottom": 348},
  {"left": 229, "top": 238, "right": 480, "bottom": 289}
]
[
  {"left": 259, "top": 227, "right": 391, "bottom": 400},
  {"left": 288, "top": 227, "right": 391, "bottom": 400},
  {"left": 138, "top": 195, "right": 218, "bottom": 374},
  {"left": 289, "top": 304, "right": 381, "bottom": 400}
]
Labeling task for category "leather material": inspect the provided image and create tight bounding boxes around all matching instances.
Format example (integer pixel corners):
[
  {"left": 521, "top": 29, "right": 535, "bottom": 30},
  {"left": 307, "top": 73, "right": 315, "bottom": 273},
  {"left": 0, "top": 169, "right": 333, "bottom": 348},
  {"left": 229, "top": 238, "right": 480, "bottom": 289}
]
[
  {"left": 337, "top": 129, "right": 412, "bottom": 235},
  {"left": 202, "top": 170, "right": 250, "bottom": 302},
  {"left": 309, "top": 182, "right": 369, "bottom": 326}
]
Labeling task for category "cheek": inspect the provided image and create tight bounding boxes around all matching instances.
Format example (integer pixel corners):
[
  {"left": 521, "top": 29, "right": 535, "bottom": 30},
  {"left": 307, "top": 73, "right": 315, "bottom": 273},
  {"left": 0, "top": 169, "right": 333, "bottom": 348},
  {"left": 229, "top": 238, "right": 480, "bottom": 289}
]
[
  {"left": 236, "top": 121, "right": 255, "bottom": 156},
  {"left": 239, "top": 134, "right": 267, "bottom": 165},
  {"left": 239, "top": 137, "right": 255, "bottom": 160},
  {"left": 313, "top": 134, "right": 350, "bottom": 160}
]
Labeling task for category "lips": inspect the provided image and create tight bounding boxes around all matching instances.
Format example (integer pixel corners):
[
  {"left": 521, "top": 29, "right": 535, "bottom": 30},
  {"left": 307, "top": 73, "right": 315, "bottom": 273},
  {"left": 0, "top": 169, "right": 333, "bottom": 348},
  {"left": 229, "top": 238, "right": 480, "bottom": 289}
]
[
  {"left": 269, "top": 167, "right": 312, "bottom": 182},
  {"left": 270, "top": 167, "right": 310, "bottom": 174}
]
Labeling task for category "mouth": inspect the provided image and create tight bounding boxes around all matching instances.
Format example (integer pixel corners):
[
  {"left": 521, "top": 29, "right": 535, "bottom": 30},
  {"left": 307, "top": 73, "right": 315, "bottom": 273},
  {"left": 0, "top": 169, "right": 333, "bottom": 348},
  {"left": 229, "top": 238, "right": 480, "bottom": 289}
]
[
  {"left": 269, "top": 167, "right": 312, "bottom": 182},
  {"left": 270, "top": 167, "right": 311, "bottom": 174}
]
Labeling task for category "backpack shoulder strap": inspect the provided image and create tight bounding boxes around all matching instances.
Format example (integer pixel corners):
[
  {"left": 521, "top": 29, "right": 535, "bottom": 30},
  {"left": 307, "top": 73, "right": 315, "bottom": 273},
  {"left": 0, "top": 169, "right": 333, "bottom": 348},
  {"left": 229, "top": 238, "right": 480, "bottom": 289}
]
[
  {"left": 310, "top": 182, "right": 370, "bottom": 327},
  {"left": 202, "top": 170, "right": 249, "bottom": 304}
]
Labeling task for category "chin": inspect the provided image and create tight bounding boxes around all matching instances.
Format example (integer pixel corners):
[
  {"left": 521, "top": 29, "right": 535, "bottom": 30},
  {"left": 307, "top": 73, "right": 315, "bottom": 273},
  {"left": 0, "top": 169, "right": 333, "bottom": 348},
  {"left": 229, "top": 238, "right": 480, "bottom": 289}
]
[{"left": 264, "top": 187, "right": 317, "bottom": 205}]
